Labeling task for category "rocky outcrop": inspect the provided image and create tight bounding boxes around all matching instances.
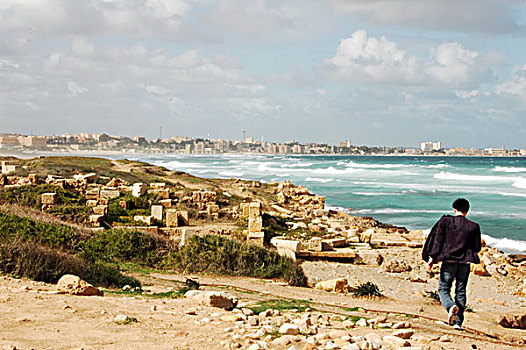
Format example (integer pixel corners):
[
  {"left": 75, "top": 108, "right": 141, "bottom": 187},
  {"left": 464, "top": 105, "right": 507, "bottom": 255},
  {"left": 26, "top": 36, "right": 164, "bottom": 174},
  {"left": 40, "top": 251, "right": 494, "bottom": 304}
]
[{"left": 56, "top": 275, "right": 103, "bottom": 296}]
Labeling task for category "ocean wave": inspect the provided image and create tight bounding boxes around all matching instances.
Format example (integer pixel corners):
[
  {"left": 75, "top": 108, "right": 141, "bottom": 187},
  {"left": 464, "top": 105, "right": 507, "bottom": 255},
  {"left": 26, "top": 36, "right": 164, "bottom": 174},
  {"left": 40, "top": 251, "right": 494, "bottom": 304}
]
[
  {"left": 427, "top": 164, "right": 450, "bottom": 169},
  {"left": 434, "top": 171, "right": 518, "bottom": 182},
  {"left": 352, "top": 191, "right": 403, "bottom": 196},
  {"left": 493, "top": 166, "right": 526, "bottom": 173},
  {"left": 482, "top": 234, "right": 526, "bottom": 254},
  {"left": 155, "top": 160, "right": 206, "bottom": 169},
  {"left": 512, "top": 178, "right": 526, "bottom": 189},
  {"left": 281, "top": 162, "right": 314, "bottom": 168},
  {"left": 305, "top": 177, "right": 334, "bottom": 183},
  {"left": 501, "top": 192, "right": 526, "bottom": 198},
  {"left": 345, "top": 161, "right": 413, "bottom": 169},
  {"left": 354, "top": 208, "right": 446, "bottom": 215}
]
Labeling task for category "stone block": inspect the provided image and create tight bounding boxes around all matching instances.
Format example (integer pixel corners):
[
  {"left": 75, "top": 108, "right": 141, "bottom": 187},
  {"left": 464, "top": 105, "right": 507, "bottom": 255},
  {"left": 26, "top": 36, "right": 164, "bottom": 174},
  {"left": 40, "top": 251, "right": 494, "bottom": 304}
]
[
  {"left": 248, "top": 216, "right": 263, "bottom": 232},
  {"left": 354, "top": 251, "right": 383, "bottom": 266},
  {"left": 207, "top": 204, "right": 220, "bottom": 216},
  {"left": 247, "top": 231, "right": 264, "bottom": 247},
  {"left": 132, "top": 183, "right": 147, "bottom": 197},
  {"left": 92, "top": 205, "right": 108, "bottom": 216},
  {"left": 85, "top": 188, "right": 100, "bottom": 200},
  {"left": 86, "top": 200, "right": 98, "bottom": 207},
  {"left": 314, "top": 278, "right": 348, "bottom": 293},
  {"left": 498, "top": 312, "right": 526, "bottom": 329},
  {"left": 100, "top": 189, "right": 120, "bottom": 200},
  {"left": 166, "top": 209, "right": 179, "bottom": 227},
  {"left": 324, "top": 238, "right": 347, "bottom": 248},
  {"left": 89, "top": 215, "right": 104, "bottom": 227},
  {"left": 270, "top": 238, "right": 300, "bottom": 261},
  {"left": 248, "top": 202, "right": 261, "bottom": 218},
  {"left": 308, "top": 237, "right": 323, "bottom": 252},
  {"left": 184, "top": 290, "right": 237, "bottom": 310},
  {"left": 134, "top": 215, "right": 154, "bottom": 226},
  {"left": 151, "top": 205, "right": 163, "bottom": 221},
  {"left": 41, "top": 193, "right": 57, "bottom": 205},
  {"left": 150, "top": 188, "right": 170, "bottom": 199},
  {"left": 149, "top": 182, "right": 166, "bottom": 190}
]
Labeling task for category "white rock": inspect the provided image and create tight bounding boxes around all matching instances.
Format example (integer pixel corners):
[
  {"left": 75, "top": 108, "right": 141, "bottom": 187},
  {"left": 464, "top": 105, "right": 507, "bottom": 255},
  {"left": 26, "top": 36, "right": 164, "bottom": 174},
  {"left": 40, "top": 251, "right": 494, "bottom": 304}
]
[
  {"left": 279, "top": 323, "right": 300, "bottom": 335},
  {"left": 341, "top": 344, "right": 360, "bottom": 350},
  {"left": 392, "top": 329, "right": 414, "bottom": 339},
  {"left": 355, "top": 318, "right": 368, "bottom": 327},
  {"left": 184, "top": 290, "right": 237, "bottom": 310}
]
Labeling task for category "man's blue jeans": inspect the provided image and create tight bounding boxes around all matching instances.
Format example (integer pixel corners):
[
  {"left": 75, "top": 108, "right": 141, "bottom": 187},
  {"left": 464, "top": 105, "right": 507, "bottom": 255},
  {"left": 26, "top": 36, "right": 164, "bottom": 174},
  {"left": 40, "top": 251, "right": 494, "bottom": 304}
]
[{"left": 438, "top": 262, "right": 470, "bottom": 326}]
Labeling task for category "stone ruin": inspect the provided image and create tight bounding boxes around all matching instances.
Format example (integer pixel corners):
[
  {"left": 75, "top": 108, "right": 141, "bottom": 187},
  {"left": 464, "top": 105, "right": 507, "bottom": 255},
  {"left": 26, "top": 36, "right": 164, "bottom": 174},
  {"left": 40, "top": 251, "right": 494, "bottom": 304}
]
[{"left": 245, "top": 202, "right": 264, "bottom": 247}]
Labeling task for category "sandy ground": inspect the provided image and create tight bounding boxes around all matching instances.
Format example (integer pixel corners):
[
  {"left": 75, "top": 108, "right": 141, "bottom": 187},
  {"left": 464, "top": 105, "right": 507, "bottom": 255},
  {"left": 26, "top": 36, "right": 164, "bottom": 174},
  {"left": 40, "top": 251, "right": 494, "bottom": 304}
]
[{"left": 1, "top": 258, "right": 525, "bottom": 350}]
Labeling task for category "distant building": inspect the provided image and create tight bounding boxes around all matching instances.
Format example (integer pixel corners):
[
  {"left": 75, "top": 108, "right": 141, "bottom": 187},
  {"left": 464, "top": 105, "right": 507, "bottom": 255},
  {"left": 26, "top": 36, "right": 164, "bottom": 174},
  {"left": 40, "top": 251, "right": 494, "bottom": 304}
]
[
  {"left": 420, "top": 141, "right": 441, "bottom": 152},
  {"left": 0, "top": 134, "right": 20, "bottom": 148},
  {"left": 18, "top": 135, "right": 47, "bottom": 148},
  {"left": 339, "top": 140, "right": 351, "bottom": 148}
]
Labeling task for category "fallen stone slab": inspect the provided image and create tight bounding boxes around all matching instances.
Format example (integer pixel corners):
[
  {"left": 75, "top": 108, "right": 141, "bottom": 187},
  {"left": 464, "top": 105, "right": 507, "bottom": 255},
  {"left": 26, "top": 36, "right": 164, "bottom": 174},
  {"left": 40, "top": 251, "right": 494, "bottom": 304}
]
[
  {"left": 314, "top": 278, "right": 348, "bottom": 293},
  {"left": 56, "top": 274, "right": 103, "bottom": 296},
  {"left": 184, "top": 290, "right": 237, "bottom": 310}
]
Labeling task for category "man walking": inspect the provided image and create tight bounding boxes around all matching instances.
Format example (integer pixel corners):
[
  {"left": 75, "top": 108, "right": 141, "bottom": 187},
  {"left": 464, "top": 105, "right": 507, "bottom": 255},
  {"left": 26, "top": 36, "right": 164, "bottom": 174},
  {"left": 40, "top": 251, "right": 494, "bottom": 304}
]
[{"left": 422, "top": 198, "right": 482, "bottom": 330}]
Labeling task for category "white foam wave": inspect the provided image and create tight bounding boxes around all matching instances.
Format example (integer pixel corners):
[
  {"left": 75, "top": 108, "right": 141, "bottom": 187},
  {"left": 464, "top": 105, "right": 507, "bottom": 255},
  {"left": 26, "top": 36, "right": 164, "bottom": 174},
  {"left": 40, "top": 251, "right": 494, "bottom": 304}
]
[
  {"left": 434, "top": 171, "right": 518, "bottom": 182},
  {"left": 281, "top": 162, "right": 314, "bottom": 168},
  {"left": 482, "top": 234, "right": 526, "bottom": 254},
  {"left": 354, "top": 208, "right": 445, "bottom": 215},
  {"left": 305, "top": 177, "right": 334, "bottom": 183},
  {"left": 512, "top": 178, "right": 526, "bottom": 189},
  {"left": 218, "top": 171, "right": 245, "bottom": 177},
  {"left": 352, "top": 191, "right": 402, "bottom": 196},
  {"left": 501, "top": 192, "right": 526, "bottom": 198},
  {"left": 427, "top": 164, "right": 450, "bottom": 169},
  {"left": 345, "top": 161, "right": 412, "bottom": 169},
  {"left": 156, "top": 160, "right": 205, "bottom": 169},
  {"left": 493, "top": 166, "right": 526, "bottom": 173}
]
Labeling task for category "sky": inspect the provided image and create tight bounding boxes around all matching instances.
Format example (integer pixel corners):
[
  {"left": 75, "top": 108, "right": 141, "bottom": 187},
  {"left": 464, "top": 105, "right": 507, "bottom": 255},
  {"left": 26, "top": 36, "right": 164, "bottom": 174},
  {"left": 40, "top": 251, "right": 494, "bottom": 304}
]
[{"left": 1, "top": 0, "right": 526, "bottom": 148}]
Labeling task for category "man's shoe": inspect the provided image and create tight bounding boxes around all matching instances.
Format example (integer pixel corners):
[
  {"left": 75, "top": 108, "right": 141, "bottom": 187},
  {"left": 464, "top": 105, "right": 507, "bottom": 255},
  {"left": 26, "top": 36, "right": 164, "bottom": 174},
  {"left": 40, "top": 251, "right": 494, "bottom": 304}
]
[
  {"left": 452, "top": 324, "right": 462, "bottom": 330},
  {"left": 448, "top": 305, "right": 459, "bottom": 325}
]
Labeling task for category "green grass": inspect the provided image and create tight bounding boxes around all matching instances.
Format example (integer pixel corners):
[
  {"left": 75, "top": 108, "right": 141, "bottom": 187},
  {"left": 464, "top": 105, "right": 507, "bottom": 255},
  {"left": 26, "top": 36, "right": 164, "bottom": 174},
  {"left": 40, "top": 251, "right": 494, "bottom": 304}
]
[
  {"left": 341, "top": 306, "right": 361, "bottom": 312},
  {"left": 347, "top": 316, "right": 367, "bottom": 323},
  {"left": 424, "top": 290, "right": 440, "bottom": 302},
  {"left": 247, "top": 299, "right": 313, "bottom": 314}
]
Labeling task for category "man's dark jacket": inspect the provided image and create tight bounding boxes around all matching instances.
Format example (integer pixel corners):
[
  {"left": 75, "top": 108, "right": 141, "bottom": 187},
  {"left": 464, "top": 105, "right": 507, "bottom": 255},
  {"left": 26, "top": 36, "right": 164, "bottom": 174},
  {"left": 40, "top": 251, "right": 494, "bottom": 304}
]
[{"left": 422, "top": 215, "right": 482, "bottom": 264}]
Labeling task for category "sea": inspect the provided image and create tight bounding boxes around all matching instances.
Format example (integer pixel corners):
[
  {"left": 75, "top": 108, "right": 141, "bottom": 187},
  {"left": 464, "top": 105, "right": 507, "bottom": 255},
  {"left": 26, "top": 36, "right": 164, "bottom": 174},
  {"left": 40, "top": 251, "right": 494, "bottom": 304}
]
[{"left": 128, "top": 154, "right": 525, "bottom": 255}]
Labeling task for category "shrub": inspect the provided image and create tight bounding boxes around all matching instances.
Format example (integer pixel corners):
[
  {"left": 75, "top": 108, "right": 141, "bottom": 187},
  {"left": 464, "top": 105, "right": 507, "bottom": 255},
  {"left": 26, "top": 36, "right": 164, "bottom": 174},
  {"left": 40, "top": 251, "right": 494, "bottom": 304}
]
[
  {"left": 82, "top": 228, "right": 173, "bottom": 266},
  {"left": 161, "top": 235, "right": 306, "bottom": 286},
  {"left": 0, "top": 239, "right": 138, "bottom": 287},
  {"left": 352, "top": 281, "right": 383, "bottom": 297}
]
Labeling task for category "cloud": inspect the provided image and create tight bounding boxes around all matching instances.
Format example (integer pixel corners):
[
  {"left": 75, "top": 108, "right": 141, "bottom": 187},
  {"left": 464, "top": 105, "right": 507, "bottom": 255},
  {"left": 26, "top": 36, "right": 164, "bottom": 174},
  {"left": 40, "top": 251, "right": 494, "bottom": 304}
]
[
  {"left": 455, "top": 90, "right": 479, "bottom": 99},
  {"left": 328, "top": 0, "right": 521, "bottom": 34},
  {"left": 325, "top": 30, "right": 492, "bottom": 88},
  {"left": 325, "top": 30, "right": 420, "bottom": 84},
  {"left": 496, "top": 65, "right": 526, "bottom": 97},
  {"left": 66, "top": 81, "right": 87, "bottom": 96},
  {"left": 0, "top": 0, "right": 193, "bottom": 39}
]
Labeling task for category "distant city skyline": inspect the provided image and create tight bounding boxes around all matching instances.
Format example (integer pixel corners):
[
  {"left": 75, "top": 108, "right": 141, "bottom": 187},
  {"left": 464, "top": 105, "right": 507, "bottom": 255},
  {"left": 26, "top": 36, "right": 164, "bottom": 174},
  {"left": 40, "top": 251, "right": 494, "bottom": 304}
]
[{"left": 1, "top": 1, "right": 526, "bottom": 148}]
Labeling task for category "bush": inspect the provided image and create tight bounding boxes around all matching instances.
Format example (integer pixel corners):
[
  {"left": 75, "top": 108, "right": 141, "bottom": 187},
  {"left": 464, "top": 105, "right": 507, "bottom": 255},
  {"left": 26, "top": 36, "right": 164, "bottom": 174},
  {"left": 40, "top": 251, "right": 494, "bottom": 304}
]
[
  {"left": 0, "top": 211, "right": 83, "bottom": 251},
  {"left": 82, "top": 228, "right": 173, "bottom": 266},
  {"left": 0, "top": 239, "right": 138, "bottom": 287},
  {"left": 352, "top": 281, "right": 383, "bottom": 297},
  {"left": 161, "top": 235, "right": 306, "bottom": 286}
]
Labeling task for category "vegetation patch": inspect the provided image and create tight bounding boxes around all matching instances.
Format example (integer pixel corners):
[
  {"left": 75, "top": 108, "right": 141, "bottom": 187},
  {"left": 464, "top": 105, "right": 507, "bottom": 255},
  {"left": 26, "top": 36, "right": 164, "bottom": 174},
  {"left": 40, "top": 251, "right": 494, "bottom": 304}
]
[
  {"left": 161, "top": 235, "right": 307, "bottom": 286},
  {"left": 247, "top": 299, "right": 313, "bottom": 315},
  {"left": 0, "top": 239, "right": 139, "bottom": 287},
  {"left": 424, "top": 290, "right": 441, "bottom": 302}
]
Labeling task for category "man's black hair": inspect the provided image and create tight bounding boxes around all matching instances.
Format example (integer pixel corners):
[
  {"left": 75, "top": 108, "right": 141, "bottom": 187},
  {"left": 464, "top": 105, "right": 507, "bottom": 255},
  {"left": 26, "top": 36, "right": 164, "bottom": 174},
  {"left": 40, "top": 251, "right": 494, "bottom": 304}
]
[{"left": 452, "top": 198, "right": 470, "bottom": 213}]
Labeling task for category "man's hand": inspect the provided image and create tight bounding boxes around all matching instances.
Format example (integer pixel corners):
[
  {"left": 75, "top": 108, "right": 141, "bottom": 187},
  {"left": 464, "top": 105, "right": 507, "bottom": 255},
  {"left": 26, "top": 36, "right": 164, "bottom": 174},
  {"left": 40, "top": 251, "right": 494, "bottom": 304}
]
[{"left": 426, "top": 258, "right": 434, "bottom": 272}]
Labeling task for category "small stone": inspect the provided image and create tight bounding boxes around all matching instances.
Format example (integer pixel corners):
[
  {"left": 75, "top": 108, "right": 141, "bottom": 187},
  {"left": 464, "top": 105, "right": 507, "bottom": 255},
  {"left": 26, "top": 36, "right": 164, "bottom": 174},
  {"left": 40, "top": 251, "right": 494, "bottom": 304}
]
[
  {"left": 100, "top": 310, "right": 106, "bottom": 315},
  {"left": 342, "top": 319, "right": 355, "bottom": 328},
  {"left": 392, "top": 322, "right": 408, "bottom": 329},
  {"left": 365, "top": 333, "right": 382, "bottom": 349},
  {"left": 62, "top": 305, "right": 72, "bottom": 310},
  {"left": 439, "top": 335, "right": 451, "bottom": 342},
  {"left": 383, "top": 335, "right": 411, "bottom": 347},
  {"left": 392, "top": 329, "right": 414, "bottom": 339},
  {"left": 185, "top": 308, "right": 197, "bottom": 315},
  {"left": 201, "top": 317, "right": 211, "bottom": 323},
  {"left": 150, "top": 306, "right": 157, "bottom": 312},
  {"left": 355, "top": 318, "right": 368, "bottom": 327},
  {"left": 242, "top": 308, "right": 254, "bottom": 316},
  {"left": 341, "top": 344, "right": 360, "bottom": 350},
  {"left": 325, "top": 341, "right": 339, "bottom": 349},
  {"left": 247, "top": 344, "right": 261, "bottom": 350},
  {"left": 279, "top": 323, "right": 300, "bottom": 335}
]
